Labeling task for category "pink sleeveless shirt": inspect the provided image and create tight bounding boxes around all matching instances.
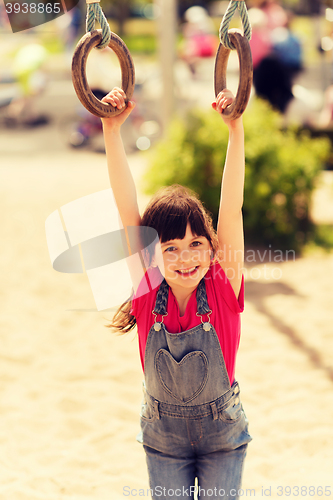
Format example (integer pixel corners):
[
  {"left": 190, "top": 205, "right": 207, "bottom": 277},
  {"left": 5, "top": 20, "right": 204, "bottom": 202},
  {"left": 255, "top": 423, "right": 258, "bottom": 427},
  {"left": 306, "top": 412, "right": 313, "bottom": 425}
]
[{"left": 131, "top": 262, "right": 244, "bottom": 385}]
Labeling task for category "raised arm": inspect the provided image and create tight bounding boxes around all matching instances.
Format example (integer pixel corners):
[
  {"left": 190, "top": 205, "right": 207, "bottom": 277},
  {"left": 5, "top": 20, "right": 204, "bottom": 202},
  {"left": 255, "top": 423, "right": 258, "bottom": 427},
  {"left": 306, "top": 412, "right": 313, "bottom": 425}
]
[
  {"left": 212, "top": 90, "right": 245, "bottom": 298},
  {"left": 101, "top": 88, "right": 146, "bottom": 292},
  {"left": 101, "top": 88, "right": 141, "bottom": 228}
]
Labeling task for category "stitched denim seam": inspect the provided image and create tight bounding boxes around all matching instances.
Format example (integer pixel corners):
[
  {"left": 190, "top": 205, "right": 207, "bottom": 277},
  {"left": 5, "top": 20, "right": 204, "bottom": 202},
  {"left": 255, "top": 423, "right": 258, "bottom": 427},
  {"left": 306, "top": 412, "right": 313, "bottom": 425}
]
[{"left": 155, "top": 350, "right": 209, "bottom": 404}]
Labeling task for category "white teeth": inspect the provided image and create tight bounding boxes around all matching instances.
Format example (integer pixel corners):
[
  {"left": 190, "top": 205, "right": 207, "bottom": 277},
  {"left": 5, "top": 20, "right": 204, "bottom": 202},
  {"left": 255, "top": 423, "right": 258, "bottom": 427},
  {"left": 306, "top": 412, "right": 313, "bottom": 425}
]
[{"left": 178, "top": 267, "right": 197, "bottom": 274}]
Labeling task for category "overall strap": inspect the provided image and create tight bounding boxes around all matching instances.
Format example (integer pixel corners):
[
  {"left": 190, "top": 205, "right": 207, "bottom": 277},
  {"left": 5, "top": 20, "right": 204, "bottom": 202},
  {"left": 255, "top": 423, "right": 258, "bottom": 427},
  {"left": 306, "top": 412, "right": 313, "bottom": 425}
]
[
  {"left": 196, "top": 279, "right": 211, "bottom": 315},
  {"left": 153, "top": 278, "right": 211, "bottom": 316}
]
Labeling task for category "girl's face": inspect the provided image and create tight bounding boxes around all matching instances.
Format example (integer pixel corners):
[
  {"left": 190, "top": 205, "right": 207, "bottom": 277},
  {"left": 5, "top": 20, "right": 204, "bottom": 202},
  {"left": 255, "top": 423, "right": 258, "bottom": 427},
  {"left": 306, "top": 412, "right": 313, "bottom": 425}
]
[{"left": 157, "top": 224, "right": 212, "bottom": 289}]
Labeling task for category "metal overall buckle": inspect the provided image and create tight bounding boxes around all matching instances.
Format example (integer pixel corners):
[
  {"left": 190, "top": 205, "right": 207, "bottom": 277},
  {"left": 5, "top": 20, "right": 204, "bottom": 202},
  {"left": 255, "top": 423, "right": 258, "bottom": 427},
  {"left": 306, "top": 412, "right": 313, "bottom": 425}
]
[
  {"left": 196, "top": 310, "right": 212, "bottom": 331},
  {"left": 152, "top": 311, "right": 168, "bottom": 331}
]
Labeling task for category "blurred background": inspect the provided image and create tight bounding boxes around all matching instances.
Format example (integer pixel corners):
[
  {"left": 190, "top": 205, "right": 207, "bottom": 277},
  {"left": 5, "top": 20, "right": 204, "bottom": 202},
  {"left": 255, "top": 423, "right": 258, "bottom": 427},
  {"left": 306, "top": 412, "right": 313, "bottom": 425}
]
[{"left": 0, "top": 1, "right": 333, "bottom": 499}]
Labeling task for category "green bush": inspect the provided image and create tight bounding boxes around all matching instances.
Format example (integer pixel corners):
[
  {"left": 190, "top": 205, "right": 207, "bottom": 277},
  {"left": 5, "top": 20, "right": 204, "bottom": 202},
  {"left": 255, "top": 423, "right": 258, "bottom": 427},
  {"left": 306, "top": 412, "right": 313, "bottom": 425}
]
[
  {"left": 143, "top": 98, "right": 331, "bottom": 252},
  {"left": 122, "top": 34, "right": 157, "bottom": 54}
]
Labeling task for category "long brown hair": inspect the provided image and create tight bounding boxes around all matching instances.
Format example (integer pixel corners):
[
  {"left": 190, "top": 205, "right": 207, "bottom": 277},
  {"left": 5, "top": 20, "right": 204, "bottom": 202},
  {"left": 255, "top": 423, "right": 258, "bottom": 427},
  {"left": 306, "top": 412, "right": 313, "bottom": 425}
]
[{"left": 107, "top": 185, "right": 219, "bottom": 333}]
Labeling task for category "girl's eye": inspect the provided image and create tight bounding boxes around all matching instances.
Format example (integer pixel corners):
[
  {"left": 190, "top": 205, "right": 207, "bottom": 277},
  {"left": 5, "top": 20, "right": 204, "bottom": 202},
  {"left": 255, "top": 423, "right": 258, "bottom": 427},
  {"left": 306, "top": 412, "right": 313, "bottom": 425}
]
[
  {"left": 165, "top": 246, "right": 177, "bottom": 252},
  {"left": 191, "top": 241, "right": 202, "bottom": 247}
]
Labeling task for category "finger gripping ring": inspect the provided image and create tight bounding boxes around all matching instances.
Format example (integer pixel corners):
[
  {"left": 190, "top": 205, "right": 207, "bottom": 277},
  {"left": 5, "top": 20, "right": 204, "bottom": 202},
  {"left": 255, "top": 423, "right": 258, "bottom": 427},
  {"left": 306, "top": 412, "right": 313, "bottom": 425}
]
[
  {"left": 72, "top": 30, "right": 135, "bottom": 118},
  {"left": 214, "top": 29, "right": 253, "bottom": 120}
]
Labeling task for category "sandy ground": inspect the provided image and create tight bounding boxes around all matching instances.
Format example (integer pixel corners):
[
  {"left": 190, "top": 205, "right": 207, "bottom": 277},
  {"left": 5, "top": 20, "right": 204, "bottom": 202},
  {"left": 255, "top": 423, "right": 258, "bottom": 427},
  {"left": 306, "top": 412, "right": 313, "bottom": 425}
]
[{"left": 1, "top": 39, "right": 333, "bottom": 498}]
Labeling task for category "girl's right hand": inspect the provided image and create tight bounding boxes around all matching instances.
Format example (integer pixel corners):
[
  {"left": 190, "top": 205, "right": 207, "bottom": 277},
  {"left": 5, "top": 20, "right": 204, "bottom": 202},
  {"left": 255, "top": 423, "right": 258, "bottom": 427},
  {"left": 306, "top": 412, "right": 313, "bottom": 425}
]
[
  {"left": 212, "top": 89, "right": 242, "bottom": 130},
  {"left": 101, "top": 87, "right": 135, "bottom": 131}
]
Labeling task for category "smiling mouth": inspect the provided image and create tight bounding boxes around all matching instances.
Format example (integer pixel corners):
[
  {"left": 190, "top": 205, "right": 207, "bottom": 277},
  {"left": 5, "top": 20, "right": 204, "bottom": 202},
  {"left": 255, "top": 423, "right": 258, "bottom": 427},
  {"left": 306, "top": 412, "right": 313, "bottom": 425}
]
[{"left": 176, "top": 266, "right": 199, "bottom": 277}]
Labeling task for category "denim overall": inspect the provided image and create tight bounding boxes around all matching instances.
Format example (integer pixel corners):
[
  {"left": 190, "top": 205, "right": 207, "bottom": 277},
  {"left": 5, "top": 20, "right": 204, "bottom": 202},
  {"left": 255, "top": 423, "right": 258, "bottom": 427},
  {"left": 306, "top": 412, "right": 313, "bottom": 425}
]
[{"left": 139, "top": 278, "right": 252, "bottom": 500}]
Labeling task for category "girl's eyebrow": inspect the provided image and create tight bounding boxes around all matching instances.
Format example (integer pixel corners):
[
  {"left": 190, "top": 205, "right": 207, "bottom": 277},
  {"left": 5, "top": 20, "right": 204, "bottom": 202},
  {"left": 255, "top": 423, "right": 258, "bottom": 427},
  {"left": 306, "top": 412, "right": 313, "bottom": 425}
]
[
  {"left": 161, "top": 241, "right": 176, "bottom": 247},
  {"left": 161, "top": 235, "right": 205, "bottom": 247}
]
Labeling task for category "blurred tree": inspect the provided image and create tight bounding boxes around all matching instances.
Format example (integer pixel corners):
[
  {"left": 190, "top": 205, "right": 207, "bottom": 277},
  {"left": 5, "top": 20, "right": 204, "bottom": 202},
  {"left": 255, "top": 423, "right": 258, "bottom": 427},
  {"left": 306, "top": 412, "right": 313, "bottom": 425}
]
[
  {"left": 177, "top": 0, "right": 212, "bottom": 17},
  {"left": 297, "top": 0, "right": 321, "bottom": 14},
  {"left": 104, "top": 0, "right": 133, "bottom": 35},
  {"left": 102, "top": 0, "right": 218, "bottom": 35},
  {"left": 280, "top": 0, "right": 302, "bottom": 9}
]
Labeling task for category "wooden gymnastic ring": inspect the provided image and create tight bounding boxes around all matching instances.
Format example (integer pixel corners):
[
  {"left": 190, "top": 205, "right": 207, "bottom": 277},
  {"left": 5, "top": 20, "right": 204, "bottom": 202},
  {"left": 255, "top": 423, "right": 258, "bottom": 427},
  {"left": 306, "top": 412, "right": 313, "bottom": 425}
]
[
  {"left": 214, "top": 29, "right": 253, "bottom": 120},
  {"left": 72, "top": 29, "right": 135, "bottom": 118}
]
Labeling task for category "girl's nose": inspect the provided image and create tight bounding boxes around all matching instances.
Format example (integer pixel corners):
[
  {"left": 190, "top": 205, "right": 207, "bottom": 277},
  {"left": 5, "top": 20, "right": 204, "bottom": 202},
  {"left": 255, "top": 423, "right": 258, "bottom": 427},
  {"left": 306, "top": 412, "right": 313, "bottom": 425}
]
[{"left": 179, "top": 249, "right": 191, "bottom": 262}]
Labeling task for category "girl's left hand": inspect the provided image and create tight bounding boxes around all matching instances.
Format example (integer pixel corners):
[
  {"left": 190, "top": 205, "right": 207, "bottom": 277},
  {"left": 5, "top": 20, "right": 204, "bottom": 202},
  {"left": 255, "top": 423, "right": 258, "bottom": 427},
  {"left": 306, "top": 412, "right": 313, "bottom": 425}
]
[
  {"left": 101, "top": 87, "right": 135, "bottom": 132},
  {"left": 212, "top": 89, "right": 242, "bottom": 127}
]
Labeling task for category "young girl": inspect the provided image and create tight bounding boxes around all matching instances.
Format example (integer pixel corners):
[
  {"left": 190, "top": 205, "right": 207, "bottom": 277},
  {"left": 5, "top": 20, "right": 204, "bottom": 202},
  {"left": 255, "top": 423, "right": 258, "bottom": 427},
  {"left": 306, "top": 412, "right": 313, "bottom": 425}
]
[{"left": 101, "top": 88, "right": 252, "bottom": 500}]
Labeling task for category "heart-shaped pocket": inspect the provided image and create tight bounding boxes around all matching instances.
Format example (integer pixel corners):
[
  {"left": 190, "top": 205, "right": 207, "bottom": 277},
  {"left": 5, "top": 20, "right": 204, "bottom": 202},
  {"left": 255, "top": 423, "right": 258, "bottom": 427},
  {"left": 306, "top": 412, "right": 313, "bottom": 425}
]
[{"left": 155, "top": 349, "right": 208, "bottom": 403}]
